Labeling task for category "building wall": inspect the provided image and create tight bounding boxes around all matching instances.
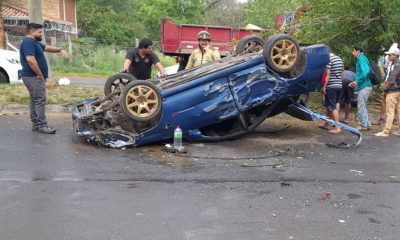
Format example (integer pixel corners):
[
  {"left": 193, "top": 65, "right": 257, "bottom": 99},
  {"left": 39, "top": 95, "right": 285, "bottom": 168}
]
[
  {"left": 4, "top": 0, "right": 76, "bottom": 25},
  {"left": 43, "top": 0, "right": 61, "bottom": 19},
  {"left": 59, "top": 0, "right": 77, "bottom": 27}
]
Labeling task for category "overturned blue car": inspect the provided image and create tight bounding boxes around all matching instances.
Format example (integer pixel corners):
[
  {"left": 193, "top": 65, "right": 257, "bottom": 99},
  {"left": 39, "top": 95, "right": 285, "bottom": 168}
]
[{"left": 72, "top": 34, "right": 362, "bottom": 148}]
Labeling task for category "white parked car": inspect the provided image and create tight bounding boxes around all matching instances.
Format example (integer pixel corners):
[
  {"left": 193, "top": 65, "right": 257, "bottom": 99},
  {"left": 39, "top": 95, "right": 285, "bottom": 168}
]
[{"left": 0, "top": 49, "right": 22, "bottom": 84}]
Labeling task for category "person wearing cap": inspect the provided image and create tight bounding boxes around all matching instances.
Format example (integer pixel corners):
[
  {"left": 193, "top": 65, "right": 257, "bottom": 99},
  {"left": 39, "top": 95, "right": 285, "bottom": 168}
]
[
  {"left": 348, "top": 46, "right": 373, "bottom": 131},
  {"left": 375, "top": 45, "right": 400, "bottom": 137},
  {"left": 122, "top": 38, "right": 167, "bottom": 79},
  {"left": 185, "top": 31, "right": 221, "bottom": 69},
  {"left": 372, "top": 44, "right": 399, "bottom": 126}
]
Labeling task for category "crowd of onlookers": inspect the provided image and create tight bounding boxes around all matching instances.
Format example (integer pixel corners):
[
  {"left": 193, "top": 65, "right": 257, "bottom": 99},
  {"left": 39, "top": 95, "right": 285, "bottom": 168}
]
[{"left": 320, "top": 44, "right": 400, "bottom": 137}]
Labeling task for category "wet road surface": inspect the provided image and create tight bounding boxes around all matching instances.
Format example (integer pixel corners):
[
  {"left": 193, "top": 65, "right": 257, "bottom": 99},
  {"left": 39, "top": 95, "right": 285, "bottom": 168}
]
[{"left": 0, "top": 113, "right": 399, "bottom": 240}]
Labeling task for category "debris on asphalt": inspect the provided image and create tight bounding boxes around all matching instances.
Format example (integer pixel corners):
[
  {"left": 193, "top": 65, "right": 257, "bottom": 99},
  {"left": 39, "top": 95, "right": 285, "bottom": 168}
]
[
  {"left": 272, "top": 213, "right": 277, "bottom": 217},
  {"left": 338, "top": 219, "right": 346, "bottom": 224},
  {"left": 280, "top": 181, "right": 292, "bottom": 187},
  {"left": 162, "top": 144, "right": 187, "bottom": 154},
  {"left": 319, "top": 192, "right": 332, "bottom": 200},
  {"left": 350, "top": 169, "right": 364, "bottom": 176}
]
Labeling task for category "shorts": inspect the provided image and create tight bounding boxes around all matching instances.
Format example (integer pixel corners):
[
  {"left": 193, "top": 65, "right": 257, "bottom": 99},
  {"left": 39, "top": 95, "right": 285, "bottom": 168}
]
[{"left": 325, "top": 88, "right": 342, "bottom": 111}]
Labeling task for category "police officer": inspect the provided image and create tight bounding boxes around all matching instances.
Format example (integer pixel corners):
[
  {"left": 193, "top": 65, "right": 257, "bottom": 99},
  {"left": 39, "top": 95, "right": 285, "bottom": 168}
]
[{"left": 185, "top": 31, "right": 221, "bottom": 69}]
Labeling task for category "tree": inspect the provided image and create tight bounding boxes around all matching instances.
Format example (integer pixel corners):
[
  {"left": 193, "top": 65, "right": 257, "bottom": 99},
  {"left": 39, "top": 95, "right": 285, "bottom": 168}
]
[
  {"left": 297, "top": 0, "right": 400, "bottom": 64},
  {"left": 77, "top": 0, "right": 147, "bottom": 46},
  {"left": 133, "top": 0, "right": 208, "bottom": 40},
  {"left": 205, "top": 0, "right": 246, "bottom": 27},
  {"left": 76, "top": 0, "right": 208, "bottom": 44},
  {"left": 243, "top": 0, "right": 304, "bottom": 30}
]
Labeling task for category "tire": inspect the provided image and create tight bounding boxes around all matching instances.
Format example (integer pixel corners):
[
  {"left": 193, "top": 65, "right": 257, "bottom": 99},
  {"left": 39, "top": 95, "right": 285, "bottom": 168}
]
[
  {"left": 104, "top": 73, "right": 137, "bottom": 96},
  {"left": 0, "top": 71, "right": 8, "bottom": 84},
  {"left": 263, "top": 34, "right": 300, "bottom": 73},
  {"left": 120, "top": 80, "right": 162, "bottom": 122},
  {"left": 235, "top": 35, "right": 264, "bottom": 55}
]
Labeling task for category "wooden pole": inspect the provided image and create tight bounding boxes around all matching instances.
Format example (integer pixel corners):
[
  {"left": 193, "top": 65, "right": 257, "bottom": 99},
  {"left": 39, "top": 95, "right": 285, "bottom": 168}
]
[
  {"left": 28, "top": 0, "right": 52, "bottom": 77},
  {"left": 28, "top": 0, "right": 44, "bottom": 25},
  {"left": 0, "top": 0, "right": 5, "bottom": 49}
]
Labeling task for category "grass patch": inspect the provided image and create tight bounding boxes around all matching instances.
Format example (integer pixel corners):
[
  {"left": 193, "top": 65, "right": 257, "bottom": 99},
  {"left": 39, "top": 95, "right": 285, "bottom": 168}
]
[{"left": 0, "top": 81, "right": 103, "bottom": 105}]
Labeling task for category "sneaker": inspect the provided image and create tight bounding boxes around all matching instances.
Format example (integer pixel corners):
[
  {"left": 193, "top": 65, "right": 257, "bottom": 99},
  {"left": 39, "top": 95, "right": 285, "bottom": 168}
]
[
  {"left": 32, "top": 126, "right": 39, "bottom": 131},
  {"left": 356, "top": 125, "right": 369, "bottom": 131},
  {"left": 38, "top": 126, "right": 56, "bottom": 134},
  {"left": 375, "top": 131, "right": 389, "bottom": 137},
  {"left": 372, "top": 118, "right": 385, "bottom": 126},
  {"left": 393, "top": 131, "right": 400, "bottom": 136}
]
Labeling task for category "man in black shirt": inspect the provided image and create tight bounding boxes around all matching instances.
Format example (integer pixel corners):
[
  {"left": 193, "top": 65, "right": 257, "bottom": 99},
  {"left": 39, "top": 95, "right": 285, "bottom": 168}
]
[{"left": 121, "top": 38, "right": 167, "bottom": 79}]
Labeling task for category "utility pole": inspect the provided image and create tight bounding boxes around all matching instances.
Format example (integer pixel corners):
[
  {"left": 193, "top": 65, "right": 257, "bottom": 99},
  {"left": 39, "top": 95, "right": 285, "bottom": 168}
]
[
  {"left": 0, "top": 0, "right": 5, "bottom": 49},
  {"left": 28, "top": 0, "right": 44, "bottom": 25},
  {"left": 28, "top": 0, "right": 52, "bottom": 76}
]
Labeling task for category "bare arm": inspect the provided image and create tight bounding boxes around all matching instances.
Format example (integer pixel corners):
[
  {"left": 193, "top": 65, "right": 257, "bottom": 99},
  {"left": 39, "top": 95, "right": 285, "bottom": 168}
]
[
  {"left": 26, "top": 55, "right": 44, "bottom": 79},
  {"left": 321, "top": 68, "right": 330, "bottom": 94},
  {"left": 121, "top": 59, "right": 132, "bottom": 72},
  {"left": 155, "top": 62, "right": 167, "bottom": 77},
  {"left": 45, "top": 46, "right": 68, "bottom": 56},
  {"left": 384, "top": 65, "right": 400, "bottom": 91}
]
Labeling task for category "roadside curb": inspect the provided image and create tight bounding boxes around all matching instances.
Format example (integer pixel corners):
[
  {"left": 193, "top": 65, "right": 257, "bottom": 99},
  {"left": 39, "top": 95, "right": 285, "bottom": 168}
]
[{"left": 0, "top": 103, "right": 72, "bottom": 113}]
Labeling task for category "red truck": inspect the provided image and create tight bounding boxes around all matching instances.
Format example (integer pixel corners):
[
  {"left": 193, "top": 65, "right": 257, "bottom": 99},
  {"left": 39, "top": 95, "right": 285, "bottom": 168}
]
[{"left": 160, "top": 18, "right": 266, "bottom": 70}]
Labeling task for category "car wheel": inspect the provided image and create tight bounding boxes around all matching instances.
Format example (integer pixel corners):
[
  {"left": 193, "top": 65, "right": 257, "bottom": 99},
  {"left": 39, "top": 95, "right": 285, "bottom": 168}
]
[
  {"left": 263, "top": 34, "right": 300, "bottom": 73},
  {"left": 0, "top": 71, "right": 8, "bottom": 84},
  {"left": 104, "top": 73, "right": 137, "bottom": 96},
  {"left": 235, "top": 35, "right": 264, "bottom": 55},
  {"left": 120, "top": 80, "right": 162, "bottom": 122}
]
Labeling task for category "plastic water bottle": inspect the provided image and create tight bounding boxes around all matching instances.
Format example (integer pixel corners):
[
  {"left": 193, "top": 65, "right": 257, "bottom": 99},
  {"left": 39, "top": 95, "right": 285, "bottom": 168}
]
[{"left": 173, "top": 125, "right": 183, "bottom": 150}]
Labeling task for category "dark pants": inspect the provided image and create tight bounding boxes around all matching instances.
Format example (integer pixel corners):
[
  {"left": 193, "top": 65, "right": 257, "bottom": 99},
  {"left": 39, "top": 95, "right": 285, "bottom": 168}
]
[
  {"left": 342, "top": 80, "right": 354, "bottom": 104},
  {"left": 22, "top": 77, "right": 47, "bottom": 127}
]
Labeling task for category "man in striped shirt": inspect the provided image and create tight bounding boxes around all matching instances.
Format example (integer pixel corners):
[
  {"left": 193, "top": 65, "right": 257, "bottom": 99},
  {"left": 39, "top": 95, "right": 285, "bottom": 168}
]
[{"left": 320, "top": 51, "right": 344, "bottom": 134}]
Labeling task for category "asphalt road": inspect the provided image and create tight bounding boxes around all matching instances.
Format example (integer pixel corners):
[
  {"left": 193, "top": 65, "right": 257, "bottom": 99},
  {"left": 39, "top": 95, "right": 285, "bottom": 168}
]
[{"left": 0, "top": 113, "right": 399, "bottom": 240}]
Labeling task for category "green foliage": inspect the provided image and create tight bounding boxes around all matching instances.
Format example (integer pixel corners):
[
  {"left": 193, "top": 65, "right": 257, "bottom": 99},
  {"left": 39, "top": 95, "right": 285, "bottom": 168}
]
[
  {"left": 205, "top": 0, "right": 246, "bottom": 27},
  {"left": 133, "top": 0, "right": 208, "bottom": 40},
  {"left": 77, "top": 0, "right": 208, "bottom": 43},
  {"left": 243, "top": 0, "right": 304, "bottom": 29},
  {"left": 48, "top": 41, "right": 176, "bottom": 78},
  {"left": 77, "top": 0, "right": 147, "bottom": 46},
  {"left": 297, "top": 0, "right": 400, "bottom": 66}
]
